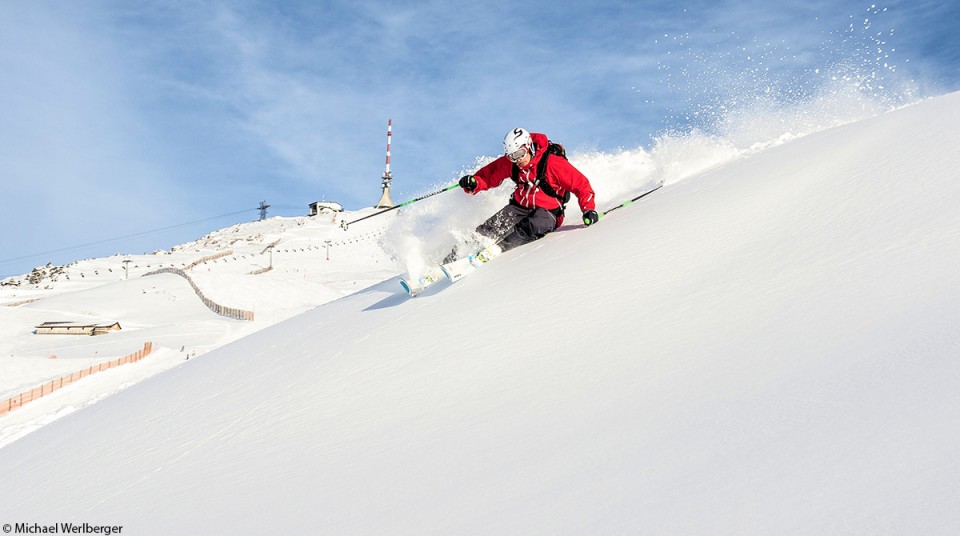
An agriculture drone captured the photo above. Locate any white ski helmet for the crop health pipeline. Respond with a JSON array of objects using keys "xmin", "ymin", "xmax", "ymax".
[{"xmin": 503, "ymin": 127, "xmax": 533, "ymax": 158}]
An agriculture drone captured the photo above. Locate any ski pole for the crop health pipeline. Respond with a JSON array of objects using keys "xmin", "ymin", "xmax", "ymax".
[
  {"xmin": 600, "ymin": 182, "xmax": 664, "ymax": 219},
  {"xmin": 340, "ymin": 183, "xmax": 459, "ymax": 230}
]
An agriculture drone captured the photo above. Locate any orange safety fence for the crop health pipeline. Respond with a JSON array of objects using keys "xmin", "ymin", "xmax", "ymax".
[{"xmin": 0, "ymin": 342, "xmax": 153, "ymax": 417}]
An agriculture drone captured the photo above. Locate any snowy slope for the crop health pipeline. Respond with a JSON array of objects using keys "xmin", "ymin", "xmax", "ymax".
[
  {"xmin": 0, "ymin": 207, "xmax": 402, "ymax": 444},
  {"xmin": 2, "ymin": 92, "xmax": 960, "ymax": 534}
]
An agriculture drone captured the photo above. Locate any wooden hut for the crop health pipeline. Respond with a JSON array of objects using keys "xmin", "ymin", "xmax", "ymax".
[{"xmin": 35, "ymin": 321, "xmax": 121, "ymax": 336}]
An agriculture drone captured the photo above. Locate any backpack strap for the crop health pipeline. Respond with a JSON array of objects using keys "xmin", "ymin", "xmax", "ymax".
[{"xmin": 510, "ymin": 142, "xmax": 571, "ymax": 213}]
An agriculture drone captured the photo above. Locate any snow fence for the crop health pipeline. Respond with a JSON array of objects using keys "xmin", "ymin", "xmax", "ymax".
[
  {"xmin": 144, "ymin": 267, "xmax": 254, "ymax": 321},
  {"xmin": 0, "ymin": 342, "xmax": 153, "ymax": 416}
]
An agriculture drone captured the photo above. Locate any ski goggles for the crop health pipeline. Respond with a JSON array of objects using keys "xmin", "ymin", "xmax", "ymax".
[{"xmin": 507, "ymin": 145, "xmax": 529, "ymax": 162}]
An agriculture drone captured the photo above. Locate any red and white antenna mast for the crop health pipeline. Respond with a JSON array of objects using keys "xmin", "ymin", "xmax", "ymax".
[
  {"xmin": 384, "ymin": 119, "xmax": 393, "ymax": 180},
  {"xmin": 375, "ymin": 119, "xmax": 395, "ymax": 208}
]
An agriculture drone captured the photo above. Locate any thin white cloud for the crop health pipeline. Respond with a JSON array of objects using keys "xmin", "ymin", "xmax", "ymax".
[{"xmin": 0, "ymin": 3, "xmax": 195, "ymax": 273}]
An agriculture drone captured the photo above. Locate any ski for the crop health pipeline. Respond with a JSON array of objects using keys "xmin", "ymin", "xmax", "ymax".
[
  {"xmin": 399, "ymin": 266, "xmax": 446, "ymax": 297},
  {"xmin": 440, "ymin": 244, "xmax": 503, "ymax": 283},
  {"xmin": 400, "ymin": 244, "xmax": 504, "ymax": 297}
]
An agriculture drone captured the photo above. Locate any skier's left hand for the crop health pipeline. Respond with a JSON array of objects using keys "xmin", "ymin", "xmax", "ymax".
[{"xmin": 582, "ymin": 210, "xmax": 599, "ymax": 226}]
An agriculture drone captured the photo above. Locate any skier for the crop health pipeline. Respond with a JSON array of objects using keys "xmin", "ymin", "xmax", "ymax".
[{"xmin": 446, "ymin": 127, "xmax": 599, "ymax": 262}]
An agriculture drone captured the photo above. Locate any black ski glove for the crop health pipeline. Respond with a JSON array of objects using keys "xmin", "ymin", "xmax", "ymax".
[
  {"xmin": 459, "ymin": 175, "xmax": 478, "ymax": 192},
  {"xmin": 582, "ymin": 210, "xmax": 599, "ymax": 226}
]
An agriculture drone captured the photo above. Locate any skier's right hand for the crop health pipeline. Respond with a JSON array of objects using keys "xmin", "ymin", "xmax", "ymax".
[{"xmin": 459, "ymin": 175, "xmax": 478, "ymax": 192}]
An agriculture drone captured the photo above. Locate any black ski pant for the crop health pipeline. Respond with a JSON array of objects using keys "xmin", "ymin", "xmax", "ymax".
[
  {"xmin": 476, "ymin": 202, "xmax": 559, "ymax": 251},
  {"xmin": 445, "ymin": 202, "xmax": 558, "ymax": 262}
]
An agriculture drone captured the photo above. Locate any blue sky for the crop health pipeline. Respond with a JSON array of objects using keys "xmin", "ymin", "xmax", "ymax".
[{"xmin": 2, "ymin": 0, "xmax": 958, "ymax": 277}]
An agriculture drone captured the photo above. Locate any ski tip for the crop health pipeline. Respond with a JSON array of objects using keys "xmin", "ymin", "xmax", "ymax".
[{"xmin": 400, "ymin": 279, "xmax": 427, "ymax": 297}]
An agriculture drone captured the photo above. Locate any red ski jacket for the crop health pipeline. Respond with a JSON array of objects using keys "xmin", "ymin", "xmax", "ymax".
[{"xmin": 469, "ymin": 132, "xmax": 597, "ymax": 221}]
